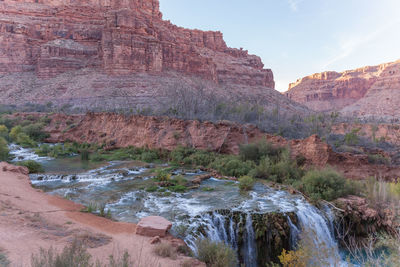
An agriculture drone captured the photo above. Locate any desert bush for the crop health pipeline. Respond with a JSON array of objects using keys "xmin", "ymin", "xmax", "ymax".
[
  {"xmin": 0, "ymin": 249, "xmax": 10, "ymax": 267},
  {"xmin": 153, "ymin": 243, "xmax": 177, "ymax": 259},
  {"xmin": 238, "ymin": 176, "xmax": 255, "ymax": 191},
  {"xmin": 195, "ymin": 239, "xmax": 237, "ymax": 267},
  {"xmin": 298, "ymin": 168, "xmax": 353, "ymax": 201},
  {"xmin": 31, "ymin": 240, "xmax": 92, "ymax": 267},
  {"xmin": 344, "ymin": 128, "xmax": 360, "ymax": 145},
  {"xmin": 363, "ymin": 177, "xmax": 400, "ymax": 210},
  {"xmin": 367, "ymin": 154, "xmax": 390, "ymax": 165},
  {"xmin": 16, "ymin": 160, "xmax": 44, "ymax": 173},
  {"xmin": 0, "ymin": 137, "xmax": 9, "ymax": 161}
]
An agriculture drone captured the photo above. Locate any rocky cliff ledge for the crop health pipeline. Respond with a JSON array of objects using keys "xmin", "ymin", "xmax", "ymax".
[
  {"xmin": 285, "ymin": 60, "xmax": 400, "ymax": 119},
  {"xmin": 0, "ymin": 0, "xmax": 296, "ymax": 112}
]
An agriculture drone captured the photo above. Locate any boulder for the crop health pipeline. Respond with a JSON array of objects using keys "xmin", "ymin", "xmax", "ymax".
[{"xmin": 136, "ymin": 216, "xmax": 172, "ymax": 237}]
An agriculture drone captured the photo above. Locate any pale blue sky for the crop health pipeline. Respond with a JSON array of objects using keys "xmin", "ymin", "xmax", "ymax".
[{"xmin": 160, "ymin": 0, "xmax": 400, "ymax": 91}]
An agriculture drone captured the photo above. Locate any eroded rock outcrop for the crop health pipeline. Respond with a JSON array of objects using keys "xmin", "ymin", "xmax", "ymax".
[
  {"xmin": 0, "ymin": 0, "xmax": 307, "ymax": 113},
  {"xmin": 334, "ymin": 196, "xmax": 398, "ymax": 246},
  {"xmin": 285, "ymin": 60, "xmax": 400, "ymax": 119}
]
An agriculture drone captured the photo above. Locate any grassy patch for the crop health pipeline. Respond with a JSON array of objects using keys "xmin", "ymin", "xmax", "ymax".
[{"xmin": 153, "ymin": 243, "xmax": 177, "ymax": 260}]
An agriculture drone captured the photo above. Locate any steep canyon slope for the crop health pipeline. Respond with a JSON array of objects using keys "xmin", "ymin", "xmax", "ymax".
[
  {"xmin": 285, "ymin": 59, "xmax": 400, "ymax": 119},
  {"xmin": 0, "ymin": 0, "xmax": 306, "ymax": 114}
]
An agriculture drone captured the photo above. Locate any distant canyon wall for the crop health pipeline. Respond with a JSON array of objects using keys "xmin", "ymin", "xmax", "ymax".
[{"xmin": 285, "ymin": 60, "xmax": 400, "ymax": 119}]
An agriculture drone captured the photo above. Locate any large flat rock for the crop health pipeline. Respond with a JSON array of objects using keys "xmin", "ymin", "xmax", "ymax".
[{"xmin": 135, "ymin": 216, "xmax": 172, "ymax": 237}]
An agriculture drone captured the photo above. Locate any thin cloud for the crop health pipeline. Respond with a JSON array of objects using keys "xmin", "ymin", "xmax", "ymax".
[
  {"xmin": 322, "ymin": 18, "xmax": 400, "ymax": 69},
  {"xmin": 287, "ymin": 0, "xmax": 303, "ymax": 12}
]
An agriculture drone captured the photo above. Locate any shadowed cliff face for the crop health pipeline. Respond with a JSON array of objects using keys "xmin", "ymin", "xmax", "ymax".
[
  {"xmin": 12, "ymin": 112, "xmax": 400, "ymax": 180},
  {"xmin": 0, "ymin": 0, "xmax": 304, "ymax": 113},
  {"xmin": 285, "ymin": 60, "xmax": 400, "ymax": 119}
]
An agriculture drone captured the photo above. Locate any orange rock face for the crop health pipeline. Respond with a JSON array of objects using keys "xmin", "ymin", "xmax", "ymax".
[
  {"xmin": 0, "ymin": 0, "xmax": 284, "ymax": 110},
  {"xmin": 285, "ymin": 60, "xmax": 400, "ymax": 119}
]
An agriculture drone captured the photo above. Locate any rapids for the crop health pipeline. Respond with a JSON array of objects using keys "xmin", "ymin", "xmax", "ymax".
[{"xmin": 9, "ymin": 144, "xmax": 348, "ymax": 266}]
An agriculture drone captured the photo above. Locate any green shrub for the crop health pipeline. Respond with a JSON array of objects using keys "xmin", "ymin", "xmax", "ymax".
[
  {"xmin": 0, "ymin": 125, "xmax": 8, "ymax": 140},
  {"xmin": 0, "ymin": 137, "xmax": 9, "ymax": 161},
  {"xmin": 146, "ymin": 185, "xmax": 159, "ymax": 192},
  {"xmin": 80, "ymin": 150, "xmax": 90, "ymax": 161},
  {"xmin": 9, "ymin": 125, "xmax": 22, "ymax": 141},
  {"xmin": 16, "ymin": 160, "xmax": 44, "ymax": 173},
  {"xmin": 298, "ymin": 169, "xmax": 353, "ymax": 201},
  {"xmin": 238, "ymin": 176, "xmax": 255, "ymax": 191},
  {"xmin": 183, "ymin": 150, "xmax": 216, "ymax": 166},
  {"xmin": 240, "ymin": 141, "xmax": 284, "ymax": 163},
  {"xmin": 344, "ymin": 128, "xmax": 360, "ymax": 145},
  {"xmin": 21, "ymin": 123, "xmax": 49, "ymax": 141},
  {"xmin": 169, "ymin": 184, "xmax": 187, "ymax": 193},
  {"xmin": 171, "ymin": 146, "xmax": 196, "ymax": 163},
  {"xmin": 155, "ymin": 170, "xmax": 171, "ymax": 182},
  {"xmin": 140, "ymin": 151, "xmax": 159, "ymax": 162},
  {"xmin": 196, "ymin": 239, "xmax": 237, "ymax": 267},
  {"xmin": 210, "ymin": 156, "xmax": 255, "ymax": 177},
  {"xmin": 253, "ymin": 152, "xmax": 303, "ymax": 184}
]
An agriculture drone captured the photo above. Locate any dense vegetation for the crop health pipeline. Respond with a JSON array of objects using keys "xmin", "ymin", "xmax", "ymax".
[{"xmin": 0, "ymin": 111, "xmax": 356, "ymax": 201}]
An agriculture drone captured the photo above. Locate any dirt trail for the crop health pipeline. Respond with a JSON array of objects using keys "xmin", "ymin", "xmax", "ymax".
[{"xmin": 0, "ymin": 162, "xmax": 201, "ymax": 267}]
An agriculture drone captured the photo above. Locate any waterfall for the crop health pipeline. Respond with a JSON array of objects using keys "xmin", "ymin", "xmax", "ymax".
[
  {"xmin": 186, "ymin": 211, "xmax": 258, "ymax": 267},
  {"xmin": 293, "ymin": 200, "xmax": 347, "ymax": 267},
  {"xmin": 287, "ymin": 216, "xmax": 300, "ymax": 250},
  {"xmin": 185, "ymin": 201, "xmax": 347, "ymax": 267},
  {"xmin": 243, "ymin": 213, "xmax": 257, "ymax": 267}
]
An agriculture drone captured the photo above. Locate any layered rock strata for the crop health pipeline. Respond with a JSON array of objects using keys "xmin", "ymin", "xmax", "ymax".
[
  {"xmin": 0, "ymin": 0, "xmax": 307, "ymax": 113},
  {"xmin": 285, "ymin": 60, "xmax": 400, "ymax": 119}
]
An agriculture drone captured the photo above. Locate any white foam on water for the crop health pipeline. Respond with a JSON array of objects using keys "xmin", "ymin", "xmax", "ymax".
[{"xmin": 9, "ymin": 144, "xmax": 53, "ymax": 162}]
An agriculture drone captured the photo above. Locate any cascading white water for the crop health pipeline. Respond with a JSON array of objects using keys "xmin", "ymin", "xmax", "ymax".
[
  {"xmin": 18, "ymin": 146, "xmax": 348, "ymax": 267},
  {"xmin": 294, "ymin": 199, "xmax": 347, "ymax": 267},
  {"xmin": 243, "ymin": 213, "xmax": 257, "ymax": 267}
]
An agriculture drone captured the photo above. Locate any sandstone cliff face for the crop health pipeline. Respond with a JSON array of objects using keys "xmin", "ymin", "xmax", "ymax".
[
  {"xmin": 12, "ymin": 112, "xmax": 400, "ymax": 180},
  {"xmin": 285, "ymin": 60, "xmax": 400, "ymax": 119},
  {"xmin": 0, "ymin": 0, "xmax": 295, "ymax": 112}
]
